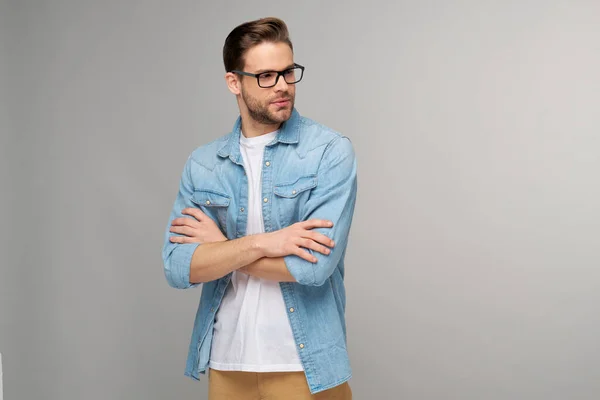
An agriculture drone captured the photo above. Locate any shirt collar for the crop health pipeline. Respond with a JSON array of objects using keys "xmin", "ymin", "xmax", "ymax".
[{"xmin": 217, "ymin": 107, "xmax": 301, "ymax": 161}]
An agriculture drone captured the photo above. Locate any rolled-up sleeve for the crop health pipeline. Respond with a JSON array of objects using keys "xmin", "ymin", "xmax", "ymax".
[
  {"xmin": 284, "ymin": 136, "xmax": 358, "ymax": 286},
  {"xmin": 162, "ymin": 155, "xmax": 201, "ymax": 289}
]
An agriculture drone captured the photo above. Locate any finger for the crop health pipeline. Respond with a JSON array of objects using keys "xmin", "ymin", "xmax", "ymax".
[
  {"xmin": 171, "ymin": 217, "xmax": 190, "ymax": 226},
  {"xmin": 171, "ymin": 217, "xmax": 200, "ymax": 227},
  {"xmin": 298, "ymin": 219, "xmax": 334, "ymax": 229},
  {"xmin": 298, "ymin": 238, "xmax": 331, "ymax": 256},
  {"xmin": 182, "ymin": 207, "xmax": 206, "ymax": 221},
  {"xmin": 293, "ymin": 247, "xmax": 318, "ymax": 263},
  {"xmin": 169, "ymin": 235, "xmax": 199, "ymax": 244},
  {"xmin": 304, "ymin": 231, "xmax": 335, "ymax": 248},
  {"xmin": 169, "ymin": 226, "xmax": 196, "ymax": 237}
]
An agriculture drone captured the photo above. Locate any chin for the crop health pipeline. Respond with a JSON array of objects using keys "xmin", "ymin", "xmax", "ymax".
[
  {"xmin": 278, "ymin": 112, "xmax": 293, "ymax": 123},
  {"xmin": 270, "ymin": 108, "xmax": 292, "ymax": 122}
]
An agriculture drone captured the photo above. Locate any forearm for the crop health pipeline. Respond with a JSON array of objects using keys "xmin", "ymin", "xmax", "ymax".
[
  {"xmin": 240, "ymin": 257, "xmax": 296, "ymax": 282},
  {"xmin": 190, "ymin": 234, "xmax": 265, "ymax": 283}
]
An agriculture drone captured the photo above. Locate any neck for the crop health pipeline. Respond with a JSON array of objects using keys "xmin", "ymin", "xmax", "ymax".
[{"xmin": 240, "ymin": 115, "xmax": 280, "ymax": 138}]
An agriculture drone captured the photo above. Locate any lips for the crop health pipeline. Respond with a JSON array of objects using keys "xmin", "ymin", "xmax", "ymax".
[{"xmin": 271, "ymin": 98, "xmax": 291, "ymax": 106}]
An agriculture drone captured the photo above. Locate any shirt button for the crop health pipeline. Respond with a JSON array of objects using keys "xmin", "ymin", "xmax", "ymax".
[
  {"xmin": 299, "ymin": 344, "xmax": 305, "ymax": 349},
  {"xmin": 240, "ymin": 207, "xmax": 245, "ymax": 212},
  {"xmin": 205, "ymin": 200, "xmax": 211, "ymax": 205},
  {"xmin": 265, "ymin": 161, "xmax": 270, "ymax": 167},
  {"xmin": 289, "ymin": 307, "xmax": 295, "ymax": 313},
  {"xmin": 263, "ymin": 198, "xmax": 268, "ymax": 203},
  {"xmin": 210, "ymin": 307, "xmax": 214, "ymax": 312},
  {"xmin": 292, "ymin": 190, "xmax": 297, "ymax": 195}
]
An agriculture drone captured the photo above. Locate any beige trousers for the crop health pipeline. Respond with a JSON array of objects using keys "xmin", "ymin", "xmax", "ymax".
[{"xmin": 208, "ymin": 369, "xmax": 352, "ymax": 400}]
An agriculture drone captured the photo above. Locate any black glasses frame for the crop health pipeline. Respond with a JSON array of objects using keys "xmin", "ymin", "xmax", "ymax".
[{"xmin": 231, "ymin": 63, "xmax": 305, "ymax": 88}]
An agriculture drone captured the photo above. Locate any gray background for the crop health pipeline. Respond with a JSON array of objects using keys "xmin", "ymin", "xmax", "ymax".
[{"xmin": 1, "ymin": 1, "xmax": 599, "ymax": 399}]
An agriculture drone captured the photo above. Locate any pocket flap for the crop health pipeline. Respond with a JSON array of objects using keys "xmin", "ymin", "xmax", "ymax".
[
  {"xmin": 191, "ymin": 189, "xmax": 231, "ymax": 207},
  {"xmin": 274, "ymin": 175, "xmax": 317, "ymax": 198}
]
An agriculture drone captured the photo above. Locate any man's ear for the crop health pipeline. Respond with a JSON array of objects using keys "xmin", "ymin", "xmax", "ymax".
[{"xmin": 225, "ymin": 72, "xmax": 241, "ymax": 95}]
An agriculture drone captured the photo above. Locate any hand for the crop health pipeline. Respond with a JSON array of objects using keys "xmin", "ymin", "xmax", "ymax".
[
  {"xmin": 257, "ymin": 219, "xmax": 335, "ymax": 263},
  {"xmin": 169, "ymin": 208, "xmax": 227, "ymax": 244}
]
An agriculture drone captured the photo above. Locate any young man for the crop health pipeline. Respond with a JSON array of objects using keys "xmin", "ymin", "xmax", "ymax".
[{"xmin": 162, "ymin": 17, "xmax": 357, "ymax": 399}]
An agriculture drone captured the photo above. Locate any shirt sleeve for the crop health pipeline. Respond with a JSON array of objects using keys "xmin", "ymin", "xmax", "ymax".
[
  {"xmin": 284, "ymin": 136, "xmax": 358, "ymax": 286},
  {"xmin": 162, "ymin": 154, "xmax": 201, "ymax": 289}
]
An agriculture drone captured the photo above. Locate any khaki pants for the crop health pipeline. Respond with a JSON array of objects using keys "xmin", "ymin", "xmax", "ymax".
[{"xmin": 208, "ymin": 369, "xmax": 352, "ymax": 400}]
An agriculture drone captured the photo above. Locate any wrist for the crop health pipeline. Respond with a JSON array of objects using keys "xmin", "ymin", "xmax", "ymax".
[{"xmin": 250, "ymin": 233, "xmax": 269, "ymax": 258}]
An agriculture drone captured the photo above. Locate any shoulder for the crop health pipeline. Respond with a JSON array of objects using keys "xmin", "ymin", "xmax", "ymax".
[{"xmin": 297, "ymin": 115, "xmax": 355, "ymax": 160}]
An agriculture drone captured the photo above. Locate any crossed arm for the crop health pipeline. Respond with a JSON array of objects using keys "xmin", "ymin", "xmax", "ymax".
[{"xmin": 168, "ymin": 208, "xmax": 335, "ymax": 283}]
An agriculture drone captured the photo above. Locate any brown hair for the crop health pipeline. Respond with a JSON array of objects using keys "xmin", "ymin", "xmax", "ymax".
[{"xmin": 223, "ymin": 17, "xmax": 293, "ymax": 72}]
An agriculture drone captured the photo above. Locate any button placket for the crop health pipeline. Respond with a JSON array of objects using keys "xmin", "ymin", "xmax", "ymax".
[
  {"xmin": 261, "ymin": 146, "xmax": 276, "ymax": 232},
  {"xmin": 236, "ymin": 163, "xmax": 248, "ymax": 241}
]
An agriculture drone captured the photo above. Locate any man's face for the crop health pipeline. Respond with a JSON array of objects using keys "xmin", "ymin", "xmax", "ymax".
[{"xmin": 238, "ymin": 42, "xmax": 296, "ymax": 125}]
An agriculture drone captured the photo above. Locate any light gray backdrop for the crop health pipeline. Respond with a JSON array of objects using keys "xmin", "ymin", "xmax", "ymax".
[{"xmin": 1, "ymin": 1, "xmax": 599, "ymax": 399}]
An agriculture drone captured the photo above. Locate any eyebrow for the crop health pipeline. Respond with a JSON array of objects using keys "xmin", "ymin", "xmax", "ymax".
[{"xmin": 253, "ymin": 64, "xmax": 296, "ymax": 74}]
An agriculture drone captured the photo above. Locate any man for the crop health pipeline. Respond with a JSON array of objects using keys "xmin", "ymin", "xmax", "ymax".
[{"xmin": 162, "ymin": 17, "xmax": 357, "ymax": 399}]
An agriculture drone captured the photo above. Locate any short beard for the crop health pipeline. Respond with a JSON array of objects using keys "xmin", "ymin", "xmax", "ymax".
[{"xmin": 241, "ymin": 87, "xmax": 294, "ymax": 125}]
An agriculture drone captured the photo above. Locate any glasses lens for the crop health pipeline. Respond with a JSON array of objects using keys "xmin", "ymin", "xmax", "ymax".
[
  {"xmin": 284, "ymin": 67, "xmax": 303, "ymax": 84},
  {"xmin": 258, "ymin": 72, "xmax": 277, "ymax": 87},
  {"xmin": 257, "ymin": 67, "xmax": 303, "ymax": 87}
]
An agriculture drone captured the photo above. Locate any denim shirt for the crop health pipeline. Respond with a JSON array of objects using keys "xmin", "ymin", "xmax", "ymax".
[{"xmin": 162, "ymin": 108, "xmax": 358, "ymax": 394}]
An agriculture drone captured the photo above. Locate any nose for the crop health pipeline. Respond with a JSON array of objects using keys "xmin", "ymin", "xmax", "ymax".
[{"xmin": 274, "ymin": 75, "xmax": 289, "ymax": 91}]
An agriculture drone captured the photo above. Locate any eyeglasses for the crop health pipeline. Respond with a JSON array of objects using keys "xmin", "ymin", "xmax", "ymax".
[{"xmin": 231, "ymin": 63, "xmax": 305, "ymax": 88}]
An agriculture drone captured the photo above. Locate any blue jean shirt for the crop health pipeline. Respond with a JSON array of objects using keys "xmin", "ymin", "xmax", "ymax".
[{"xmin": 162, "ymin": 108, "xmax": 358, "ymax": 394}]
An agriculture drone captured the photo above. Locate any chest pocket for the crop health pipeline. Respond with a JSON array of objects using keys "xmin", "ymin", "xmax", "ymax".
[
  {"xmin": 273, "ymin": 174, "xmax": 317, "ymax": 227},
  {"xmin": 190, "ymin": 189, "xmax": 231, "ymax": 235}
]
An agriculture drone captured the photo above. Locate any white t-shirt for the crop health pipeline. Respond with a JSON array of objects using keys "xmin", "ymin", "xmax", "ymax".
[{"xmin": 209, "ymin": 129, "xmax": 303, "ymax": 372}]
